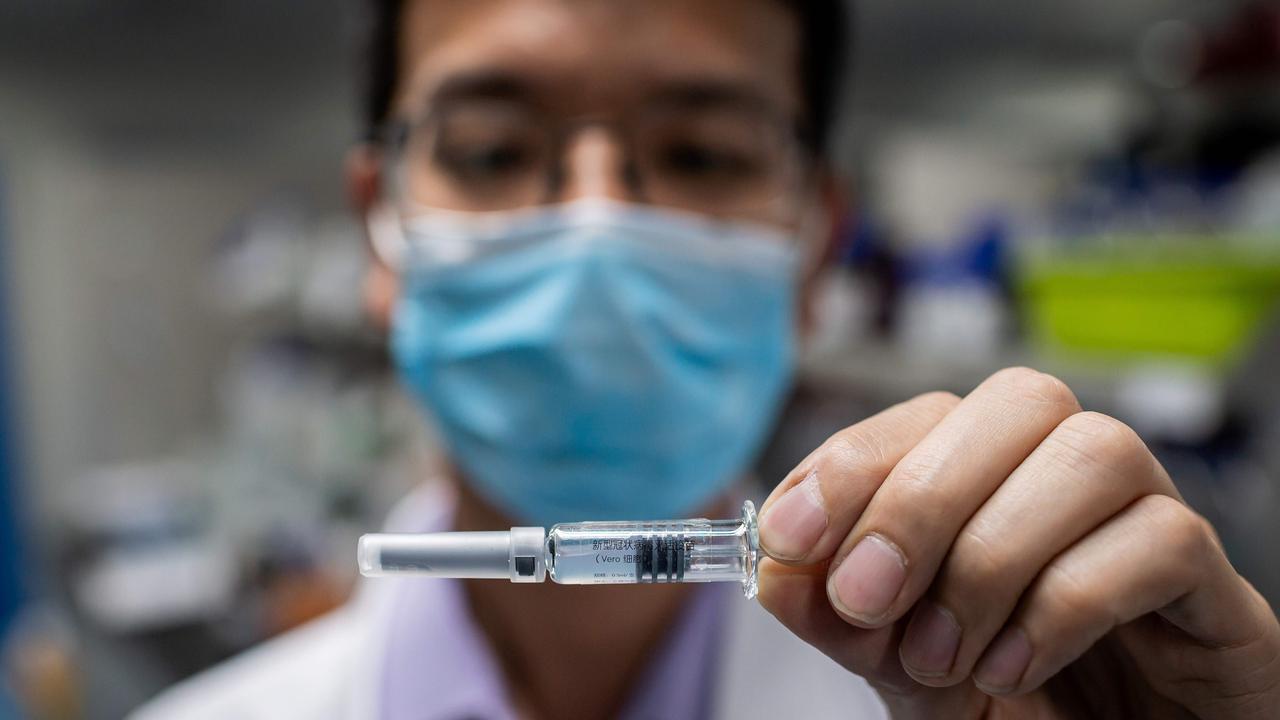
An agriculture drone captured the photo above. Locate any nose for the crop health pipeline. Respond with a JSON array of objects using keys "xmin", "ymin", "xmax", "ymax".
[{"xmin": 554, "ymin": 127, "xmax": 637, "ymax": 204}]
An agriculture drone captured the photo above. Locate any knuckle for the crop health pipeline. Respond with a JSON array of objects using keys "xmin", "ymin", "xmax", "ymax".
[
  {"xmin": 1037, "ymin": 562, "xmax": 1107, "ymax": 626},
  {"xmin": 828, "ymin": 392, "xmax": 960, "ymax": 465},
  {"xmin": 910, "ymin": 390, "xmax": 962, "ymax": 412},
  {"xmin": 990, "ymin": 367, "xmax": 1078, "ymax": 410},
  {"xmin": 826, "ymin": 424, "xmax": 893, "ymax": 473},
  {"xmin": 880, "ymin": 453, "xmax": 952, "ymax": 530},
  {"xmin": 1055, "ymin": 412, "xmax": 1149, "ymax": 470},
  {"xmin": 1136, "ymin": 494, "xmax": 1210, "ymax": 560},
  {"xmin": 943, "ymin": 525, "xmax": 1012, "ymax": 598},
  {"xmin": 888, "ymin": 450, "xmax": 949, "ymax": 497}
]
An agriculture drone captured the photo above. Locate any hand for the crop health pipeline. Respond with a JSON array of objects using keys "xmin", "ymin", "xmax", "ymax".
[{"xmin": 757, "ymin": 368, "xmax": 1280, "ymax": 719}]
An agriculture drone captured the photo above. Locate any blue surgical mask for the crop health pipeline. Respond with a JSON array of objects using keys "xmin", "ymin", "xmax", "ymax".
[{"xmin": 385, "ymin": 200, "xmax": 801, "ymax": 527}]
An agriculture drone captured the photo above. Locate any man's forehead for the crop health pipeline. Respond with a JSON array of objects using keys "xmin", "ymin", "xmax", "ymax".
[{"xmin": 392, "ymin": 0, "xmax": 801, "ymax": 121}]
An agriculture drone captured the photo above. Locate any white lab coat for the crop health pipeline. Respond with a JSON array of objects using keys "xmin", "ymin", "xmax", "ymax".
[{"xmin": 131, "ymin": 484, "xmax": 889, "ymax": 720}]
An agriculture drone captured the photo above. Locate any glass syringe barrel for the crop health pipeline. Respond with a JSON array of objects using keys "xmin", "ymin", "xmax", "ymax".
[{"xmin": 357, "ymin": 501, "xmax": 761, "ymax": 598}]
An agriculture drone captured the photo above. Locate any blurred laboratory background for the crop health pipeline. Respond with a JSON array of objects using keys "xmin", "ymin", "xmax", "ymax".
[{"xmin": 1, "ymin": 1, "xmax": 1278, "ymax": 717}]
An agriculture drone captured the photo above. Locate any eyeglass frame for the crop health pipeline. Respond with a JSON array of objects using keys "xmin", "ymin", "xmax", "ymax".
[{"xmin": 370, "ymin": 94, "xmax": 818, "ymax": 221}]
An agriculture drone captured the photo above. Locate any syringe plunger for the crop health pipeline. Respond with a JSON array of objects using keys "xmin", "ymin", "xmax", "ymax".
[{"xmin": 358, "ymin": 527, "xmax": 546, "ymax": 582}]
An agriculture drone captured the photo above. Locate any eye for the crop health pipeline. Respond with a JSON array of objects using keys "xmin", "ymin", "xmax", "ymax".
[
  {"xmin": 436, "ymin": 139, "xmax": 540, "ymax": 181},
  {"xmin": 657, "ymin": 141, "xmax": 763, "ymax": 180}
]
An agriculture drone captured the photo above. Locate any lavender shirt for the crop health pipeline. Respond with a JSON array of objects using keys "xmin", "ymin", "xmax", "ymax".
[{"xmin": 379, "ymin": 516, "xmax": 730, "ymax": 720}]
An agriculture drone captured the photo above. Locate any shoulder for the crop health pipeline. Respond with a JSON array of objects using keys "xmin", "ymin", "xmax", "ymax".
[
  {"xmin": 717, "ymin": 598, "xmax": 890, "ymax": 720},
  {"xmin": 128, "ymin": 606, "xmax": 360, "ymax": 720}
]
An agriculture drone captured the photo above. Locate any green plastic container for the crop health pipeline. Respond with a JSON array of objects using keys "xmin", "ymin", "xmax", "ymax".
[{"xmin": 1019, "ymin": 238, "xmax": 1280, "ymax": 363}]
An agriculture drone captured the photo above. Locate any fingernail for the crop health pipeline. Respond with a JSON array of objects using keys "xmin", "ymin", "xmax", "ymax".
[
  {"xmin": 828, "ymin": 533, "xmax": 907, "ymax": 623},
  {"xmin": 900, "ymin": 600, "xmax": 961, "ymax": 678},
  {"xmin": 760, "ymin": 471, "xmax": 827, "ymax": 560},
  {"xmin": 974, "ymin": 627, "xmax": 1032, "ymax": 694}
]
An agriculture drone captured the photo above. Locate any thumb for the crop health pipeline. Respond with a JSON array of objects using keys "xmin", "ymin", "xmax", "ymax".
[
  {"xmin": 758, "ymin": 558, "xmax": 977, "ymax": 715},
  {"xmin": 757, "ymin": 557, "xmax": 908, "ymax": 689}
]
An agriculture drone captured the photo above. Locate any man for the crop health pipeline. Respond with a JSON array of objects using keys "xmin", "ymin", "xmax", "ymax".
[{"xmin": 136, "ymin": 1, "xmax": 1280, "ymax": 718}]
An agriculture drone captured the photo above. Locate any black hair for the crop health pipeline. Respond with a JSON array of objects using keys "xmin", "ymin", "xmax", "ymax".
[{"xmin": 359, "ymin": 0, "xmax": 850, "ymax": 156}]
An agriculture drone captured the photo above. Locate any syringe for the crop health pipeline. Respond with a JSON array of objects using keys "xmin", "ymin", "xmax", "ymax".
[{"xmin": 358, "ymin": 501, "xmax": 761, "ymax": 598}]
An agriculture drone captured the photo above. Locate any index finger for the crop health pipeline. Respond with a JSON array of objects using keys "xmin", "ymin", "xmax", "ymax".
[{"xmin": 758, "ymin": 391, "xmax": 960, "ymax": 564}]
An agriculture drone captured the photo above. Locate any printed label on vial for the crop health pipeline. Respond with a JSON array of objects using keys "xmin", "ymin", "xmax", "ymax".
[
  {"xmin": 553, "ymin": 536, "xmax": 646, "ymax": 582},
  {"xmin": 551, "ymin": 533, "xmax": 687, "ymax": 584}
]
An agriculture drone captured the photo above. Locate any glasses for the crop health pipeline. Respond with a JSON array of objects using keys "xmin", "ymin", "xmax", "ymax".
[{"xmin": 381, "ymin": 100, "xmax": 808, "ymax": 218}]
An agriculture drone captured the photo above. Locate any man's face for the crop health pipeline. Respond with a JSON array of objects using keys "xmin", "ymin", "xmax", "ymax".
[
  {"xmin": 358, "ymin": 0, "xmax": 830, "ymax": 326},
  {"xmin": 406, "ymin": 0, "xmax": 808, "ymax": 215}
]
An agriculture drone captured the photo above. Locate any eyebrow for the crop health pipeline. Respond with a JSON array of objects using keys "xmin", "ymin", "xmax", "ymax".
[
  {"xmin": 647, "ymin": 79, "xmax": 789, "ymax": 120},
  {"xmin": 415, "ymin": 69, "xmax": 791, "ymax": 121},
  {"xmin": 425, "ymin": 71, "xmax": 536, "ymax": 110}
]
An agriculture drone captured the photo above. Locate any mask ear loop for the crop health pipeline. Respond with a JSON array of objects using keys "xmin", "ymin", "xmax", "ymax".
[
  {"xmin": 766, "ymin": 146, "xmax": 830, "ymax": 282},
  {"xmin": 367, "ymin": 202, "xmax": 409, "ymax": 271},
  {"xmin": 794, "ymin": 201, "xmax": 833, "ymax": 281},
  {"xmin": 367, "ymin": 139, "xmax": 416, "ymax": 271}
]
